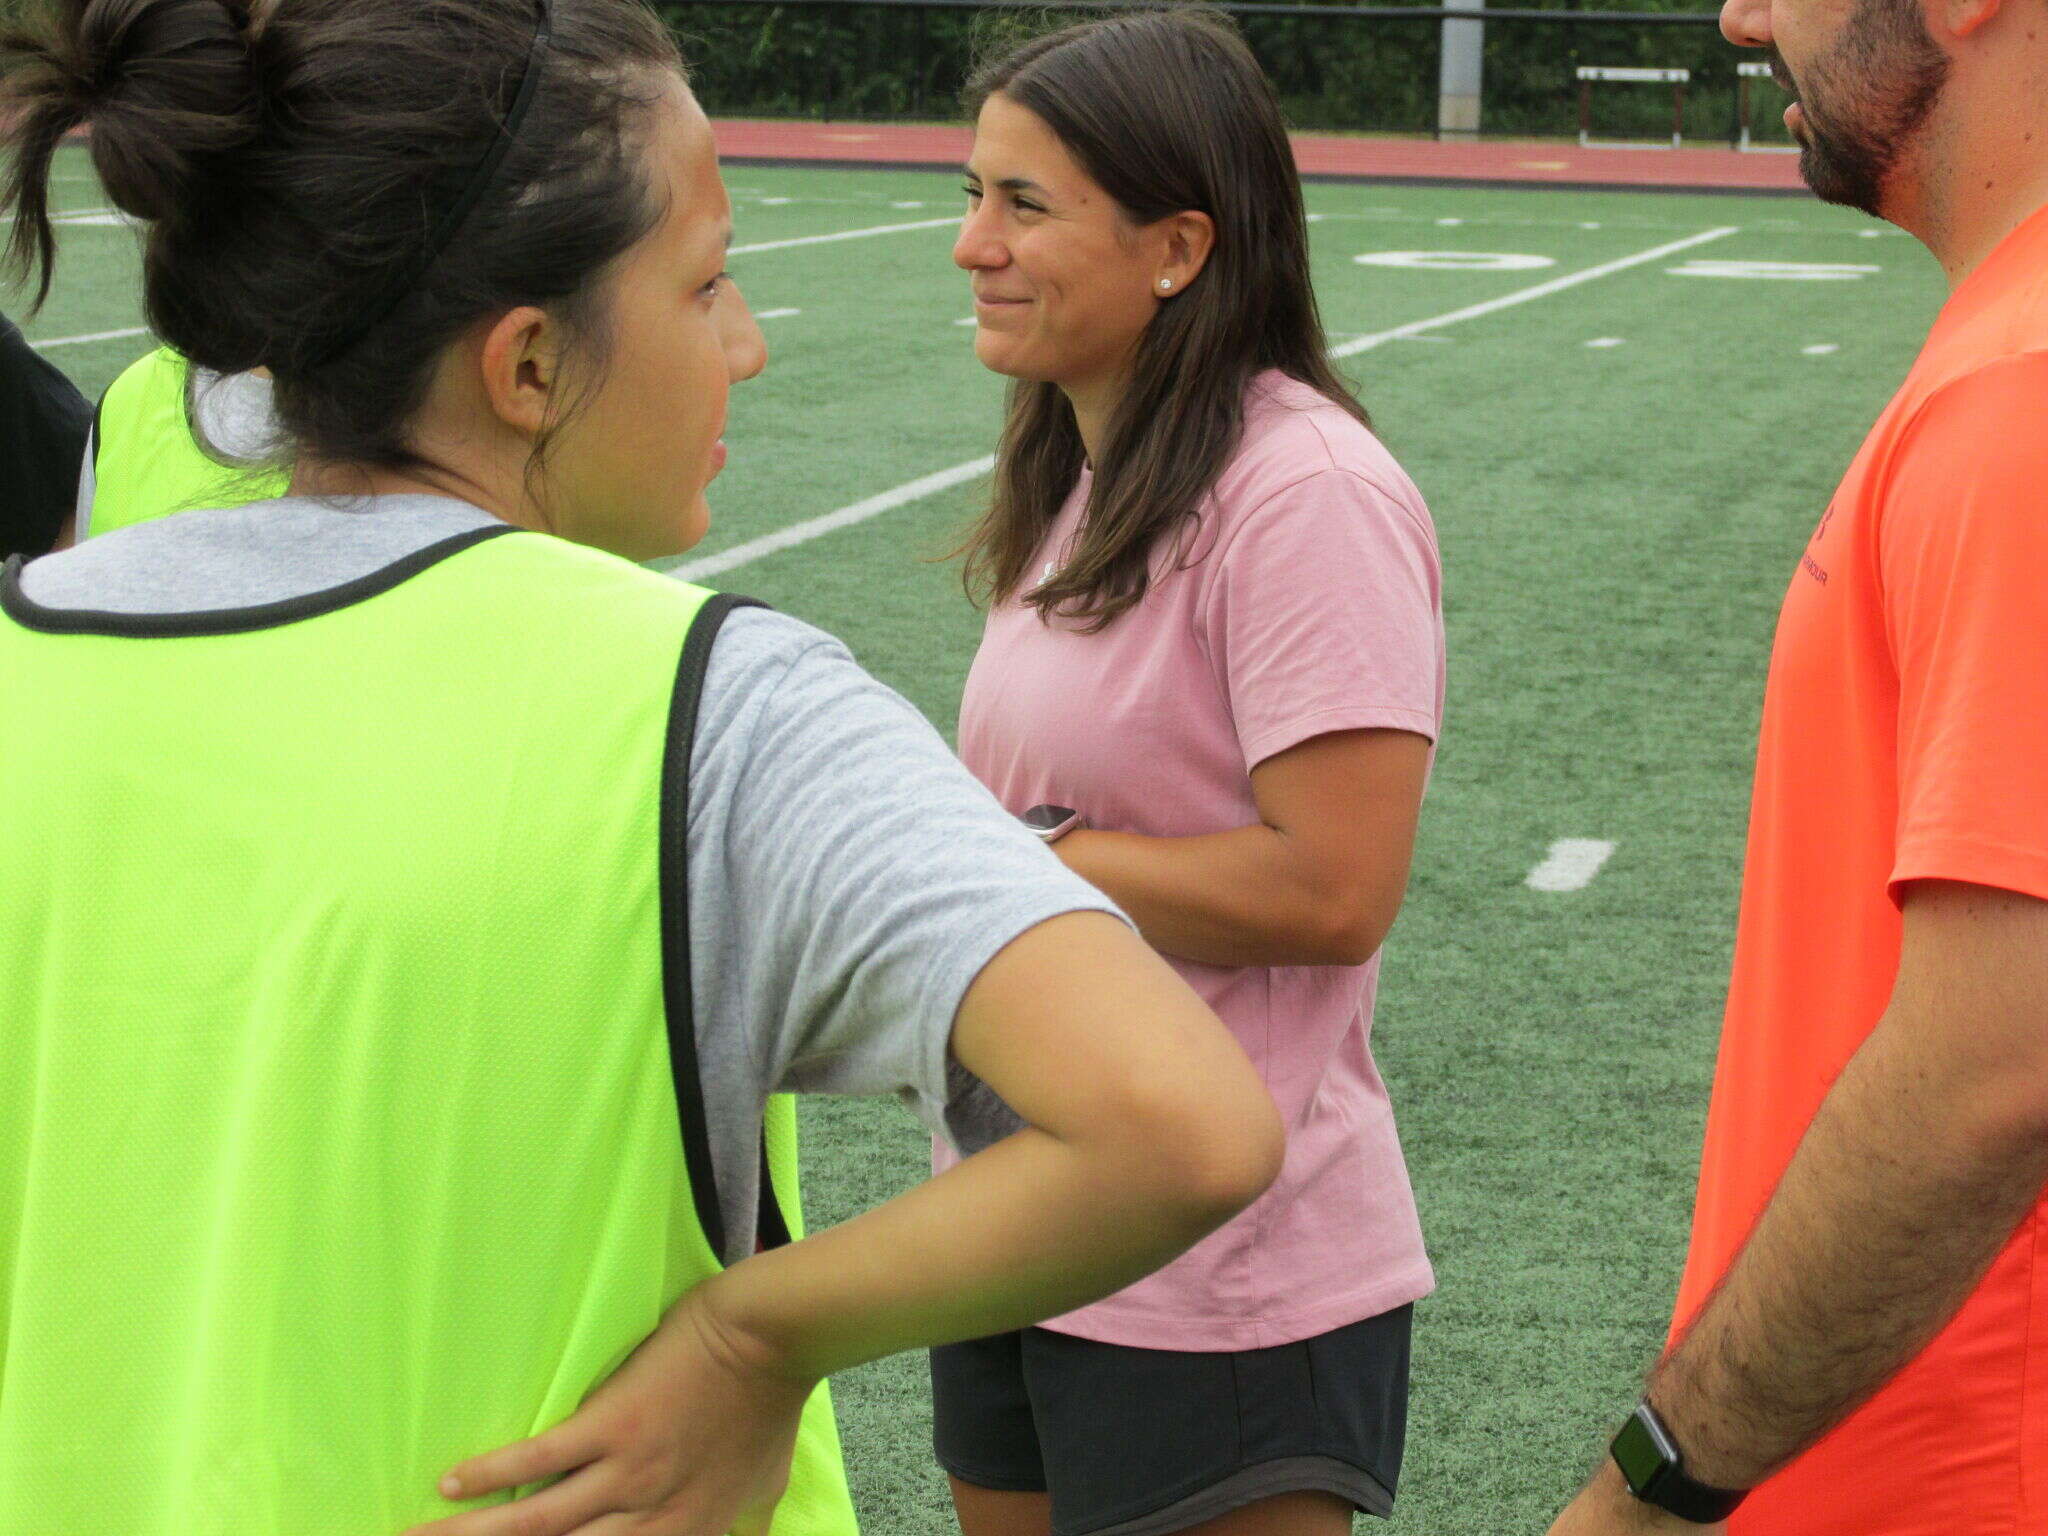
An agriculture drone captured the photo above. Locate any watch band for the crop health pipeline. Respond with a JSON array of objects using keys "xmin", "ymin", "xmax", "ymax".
[{"xmin": 1609, "ymin": 1400, "xmax": 1749, "ymax": 1525}]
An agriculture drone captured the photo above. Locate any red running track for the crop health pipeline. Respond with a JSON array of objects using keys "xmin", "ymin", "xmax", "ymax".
[{"xmin": 713, "ymin": 116, "xmax": 1811, "ymax": 197}]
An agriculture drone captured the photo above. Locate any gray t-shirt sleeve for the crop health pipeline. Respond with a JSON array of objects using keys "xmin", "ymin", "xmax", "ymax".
[{"xmin": 687, "ymin": 606, "xmax": 1123, "ymax": 1259}]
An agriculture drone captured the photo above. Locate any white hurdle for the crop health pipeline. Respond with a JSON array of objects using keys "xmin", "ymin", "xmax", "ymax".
[
  {"xmin": 1575, "ymin": 66, "xmax": 1690, "ymax": 150},
  {"xmin": 1736, "ymin": 60, "xmax": 1799, "ymax": 153}
]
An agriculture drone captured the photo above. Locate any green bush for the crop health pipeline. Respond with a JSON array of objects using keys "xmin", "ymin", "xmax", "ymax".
[{"xmin": 659, "ymin": 1, "xmax": 1789, "ymax": 143}]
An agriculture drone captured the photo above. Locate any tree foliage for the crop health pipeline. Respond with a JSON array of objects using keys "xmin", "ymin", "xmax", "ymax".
[{"xmin": 656, "ymin": 1, "xmax": 1788, "ymax": 143}]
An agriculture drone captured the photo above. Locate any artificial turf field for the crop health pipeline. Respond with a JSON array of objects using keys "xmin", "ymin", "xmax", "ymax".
[{"xmin": 23, "ymin": 141, "xmax": 1952, "ymax": 1532}]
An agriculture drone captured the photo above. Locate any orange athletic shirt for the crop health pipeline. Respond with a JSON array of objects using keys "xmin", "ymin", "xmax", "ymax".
[{"xmin": 1674, "ymin": 201, "xmax": 2048, "ymax": 1536}]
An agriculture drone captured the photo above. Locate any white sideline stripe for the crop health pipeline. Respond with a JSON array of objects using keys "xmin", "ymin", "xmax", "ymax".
[
  {"xmin": 1527, "ymin": 839, "xmax": 1617, "ymax": 892},
  {"xmin": 671, "ymin": 455, "xmax": 997, "ymax": 581},
  {"xmin": 755, "ymin": 308, "xmax": 801, "ymax": 320},
  {"xmin": 730, "ymin": 216, "xmax": 956, "ymax": 257},
  {"xmin": 1332, "ymin": 226, "xmax": 1739, "ymax": 358},
  {"xmin": 31, "ymin": 326, "xmax": 148, "ymax": 350}
]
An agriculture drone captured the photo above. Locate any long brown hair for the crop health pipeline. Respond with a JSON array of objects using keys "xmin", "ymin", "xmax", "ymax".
[{"xmin": 960, "ymin": 7, "xmax": 1367, "ymax": 631}]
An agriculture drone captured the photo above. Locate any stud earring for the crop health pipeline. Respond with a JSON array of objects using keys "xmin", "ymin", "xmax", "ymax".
[{"xmin": 1159, "ymin": 278, "xmax": 1173, "ymax": 291}]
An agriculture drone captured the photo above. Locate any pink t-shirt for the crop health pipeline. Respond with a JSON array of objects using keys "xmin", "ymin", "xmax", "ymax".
[{"xmin": 945, "ymin": 370, "xmax": 1444, "ymax": 1352}]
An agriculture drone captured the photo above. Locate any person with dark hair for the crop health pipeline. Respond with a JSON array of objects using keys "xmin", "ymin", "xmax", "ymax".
[
  {"xmin": 932, "ymin": 11, "xmax": 1445, "ymax": 1536},
  {"xmin": 0, "ymin": 4, "xmax": 1287, "ymax": 1534},
  {"xmin": 0, "ymin": 308, "xmax": 91, "ymax": 555}
]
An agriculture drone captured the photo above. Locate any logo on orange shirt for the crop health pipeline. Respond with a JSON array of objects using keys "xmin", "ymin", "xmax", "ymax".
[{"xmin": 1802, "ymin": 502, "xmax": 1838, "ymax": 584}]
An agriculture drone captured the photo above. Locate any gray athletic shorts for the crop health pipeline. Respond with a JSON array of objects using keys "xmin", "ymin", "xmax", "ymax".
[{"xmin": 930, "ymin": 1304, "xmax": 1412, "ymax": 1536}]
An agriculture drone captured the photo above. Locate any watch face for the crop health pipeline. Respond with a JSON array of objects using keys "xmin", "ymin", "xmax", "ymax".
[
  {"xmin": 1021, "ymin": 805, "xmax": 1077, "ymax": 835},
  {"xmin": 1611, "ymin": 1409, "xmax": 1674, "ymax": 1496}
]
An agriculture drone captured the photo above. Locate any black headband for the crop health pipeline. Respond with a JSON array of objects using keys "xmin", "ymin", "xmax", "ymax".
[{"xmin": 302, "ymin": 0, "xmax": 555, "ymax": 370}]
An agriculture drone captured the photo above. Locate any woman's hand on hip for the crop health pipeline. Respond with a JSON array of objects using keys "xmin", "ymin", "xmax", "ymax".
[{"xmin": 402, "ymin": 1279, "xmax": 816, "ymax": 1536}]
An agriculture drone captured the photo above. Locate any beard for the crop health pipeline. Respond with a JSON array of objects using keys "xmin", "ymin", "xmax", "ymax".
[{"xmin": 1776, "ymin": 0, "xmax": 1949, "ymax": 216}]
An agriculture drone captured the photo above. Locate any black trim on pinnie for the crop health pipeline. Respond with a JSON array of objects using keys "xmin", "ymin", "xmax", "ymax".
[
  {"xmin": 0, "ymin": 525, "xmax": 516, "ymax": 637},
  {"xmin": 89, "ymin": 382, "xmax": 110, "ymax": 478},
  {"xmin": 757, "ymin": 1136, "xmax": 794, "ymax": 1251},
  {"xmin": 660, "ymin": 591, "xmax": 798, "ymax": 1265}
]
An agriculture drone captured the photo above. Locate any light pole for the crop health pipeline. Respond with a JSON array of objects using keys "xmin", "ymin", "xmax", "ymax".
[{"xmin": 1438, "ymin": 0, "xmax": 1485, "ymax": 139}]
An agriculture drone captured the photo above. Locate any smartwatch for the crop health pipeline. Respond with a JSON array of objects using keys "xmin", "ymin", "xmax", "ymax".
[
  {"xmin": 1609, "ymin": 1399, "xmax": 1748, "ymax": 1525},
  {"xmin": 1021, "ymin": 804, "xmax": 1082, "ymax": 843}
]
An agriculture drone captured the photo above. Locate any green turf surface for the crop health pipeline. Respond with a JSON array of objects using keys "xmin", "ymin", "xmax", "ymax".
[{"xmin": 23, "ymin": 142, "xmax": 1950, "ymax": 1532}]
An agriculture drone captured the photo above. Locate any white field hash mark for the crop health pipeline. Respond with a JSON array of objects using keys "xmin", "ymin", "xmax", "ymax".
[{"xmin": 1526, "ymin": 839, "xmax": 1617, "ymax": 892}]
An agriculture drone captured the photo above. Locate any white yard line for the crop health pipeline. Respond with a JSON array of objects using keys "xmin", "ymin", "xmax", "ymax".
[
  {"xmin": 31, "ymin": 325, "xmax": 148, "ymax": 350},
  {"xmin": 672, "ymin": 227, "xmax": 1743, "ymax": 582},
  {"xmin": 670, "ymin": 456, "xmax": 997, "ymax": 582},
  {"xmin": 1526, "ymin": 839, "xmax": 1617, "ymax": 892},
  {"xmin": 1332, "ymin": 226, "xmax": 1740, "ymax": 358},
  {"xmin": 23, "ymin": 218, "xmax": 943, "ymax": 355},
  {"xmin": 730, "ymin": 216, "xmax": 956, "ymax": 257},
  {"xmin": 3, "ymin": 205, "xmax": 114, "ymax": 225}
]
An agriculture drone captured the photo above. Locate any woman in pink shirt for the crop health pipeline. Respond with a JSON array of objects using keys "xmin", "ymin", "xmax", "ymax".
[{"xmin": 937, "ymin": 11, "xmax": 1445, "ymax": 1536}]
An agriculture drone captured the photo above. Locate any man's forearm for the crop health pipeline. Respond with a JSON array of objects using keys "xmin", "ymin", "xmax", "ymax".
[{"xmin": 1648, "ymin": 1006, "xmax": 2048, "ymax": 1489}]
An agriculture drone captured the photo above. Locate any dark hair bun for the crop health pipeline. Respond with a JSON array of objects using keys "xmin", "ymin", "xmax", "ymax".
[
  {"xmin": 75, "ymin": 0, "xmax": 260, "ymax": 223},
  {"xmin": 1, "ymin": 0, "xmax": 258, "ymax": 305}
]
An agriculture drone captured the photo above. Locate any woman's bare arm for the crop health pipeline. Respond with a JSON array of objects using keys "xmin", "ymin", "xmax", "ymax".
[{"xmin": 1058, "ymin": 728, "xmax": 1433, "ymax": 967}]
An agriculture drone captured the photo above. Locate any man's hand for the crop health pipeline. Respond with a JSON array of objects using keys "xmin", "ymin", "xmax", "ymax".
[
  {"xmin": 401, "ymin": 1280, "xmax": 815, "ymax": 1536},
  {"xmin": 1546, "ymin": 1461, "xmax": 1727, "ymax": 1536}
]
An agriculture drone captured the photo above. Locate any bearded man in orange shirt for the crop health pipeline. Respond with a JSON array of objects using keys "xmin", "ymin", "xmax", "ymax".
[{"xmin": 1547, "ymin": 0, "xmax": 2048, "ymax": 1531}]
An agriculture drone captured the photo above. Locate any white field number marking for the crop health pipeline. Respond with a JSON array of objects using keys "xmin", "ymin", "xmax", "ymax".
[
  {"xmin": 1668, "ymin": 259, "xmax": 1879, "ymax": 280},
  {"xmin": 1527, "ymin": 839, "xmax": 1617, "ymax": 892},
  {"xmin": 1355, "ymin": 250, "xmax": 1557, "ymax": 272}
]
